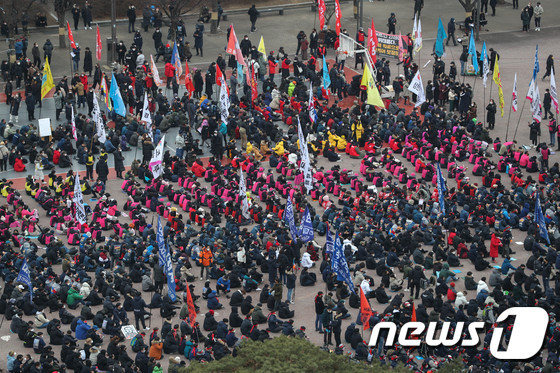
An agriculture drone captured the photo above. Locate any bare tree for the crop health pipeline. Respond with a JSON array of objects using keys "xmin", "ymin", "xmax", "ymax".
[
  {"xmin": 0, "ymin": 0, "xmax": 37, "ymax": 37},
  {"xmin": 457, "ymin": 0, "xmax": 476, "ymax": 12},
  {"xmin": 54, "ymin": 0, "xmax": 72, "ymax": 48},
  {"xmin": 154, "ymin": 0, "xmax": 204, "ymax": 40}
]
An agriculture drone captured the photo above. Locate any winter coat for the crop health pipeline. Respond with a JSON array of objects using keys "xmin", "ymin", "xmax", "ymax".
[{"xmin": 83, "ymin": 50, "xmax": 93, "ymax": 72}]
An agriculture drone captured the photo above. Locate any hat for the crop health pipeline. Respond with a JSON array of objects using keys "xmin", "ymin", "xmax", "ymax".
[
  {"xmin": 18, "ymin": 285, "xmax": 24, "ymax": 290},
  {"xmin": 450, "ymin": 282, "xmax": 455, "ymax": 287},
  {"xmin": 208, "ymin": 310, "xmax": 214, "ymax": 315}
]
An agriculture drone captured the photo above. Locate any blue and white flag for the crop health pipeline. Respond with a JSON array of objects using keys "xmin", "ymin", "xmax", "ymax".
[
  {"xmin": 331, "ymin": 233, "xmax": 355, "ymax": 294},
  {"xmin": 468, "ymin": 31, "xmax": 479, "ymax": 74},
  {"xmin": 533, "ymin": 45, "xmax": 540, "ymax": 81},
  {"xmin": 308, "ymin": 83, "xmax": 317, "ymax": 123},
  {"xmin": 157, "ymin": 216, "xmax": 176, "ymax": 301},
  {"xmin": 16, "ymin": 259, "xmax": 33, "ymax": 300},
  {"xmin": 322, "ymin": 56, "xmax": 331, "ymax": 89},
  {"xmin": 436, "ymin": 163, "xmax": 446, "ymax": 216},
  {"xmin": 109, "ymin": 73, "xmax": 126, "ymax": 117},
  {"xmin": 481, "ymin": 41, "xmax": 490, "ymax": 87},
  {"xmin": 283, "ymin": 196, "xmax": 299, "ymax": 241},
  {"xmin": 170, "ymin": 42, "xmax": 183, "ymax": 83},
  {"xmin": 535, "ymin": 193, "xmax": 550, "ymax": 244},
  {"xmin": 298, "ymin": 206, "xmax": 314, "ymax": 243},
  {"xmin": 297, "ymin": 117, "xmax": 313, "ymax": 193},
  {"xmin": 237, "ymin": 62, "xmax": 244, "ymax": 82}
]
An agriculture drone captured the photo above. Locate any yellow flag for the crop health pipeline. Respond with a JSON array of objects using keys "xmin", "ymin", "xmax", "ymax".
[
  {"xmin": 41, "ymin": 57, "xmax": 55, "ymax": 100},
  {"xmin": 493, "ymin": 56, "xmax": 505, "ymax": 117},
  {"xmin": 362, "ymin": 64, "xmax": 385, "ymax": 108},
  {"xmin": 258, "ymin": 36, "xmax": 266, "ymax": 56},
  {"xmin": 361, "ymin": 64, "xmax": 370, "ymax": 87}
]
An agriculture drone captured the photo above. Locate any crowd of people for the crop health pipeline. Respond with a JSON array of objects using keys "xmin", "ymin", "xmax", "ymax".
[{"xmin": 0, "ymin": 1, "xmax": 557, "ymax": 372}]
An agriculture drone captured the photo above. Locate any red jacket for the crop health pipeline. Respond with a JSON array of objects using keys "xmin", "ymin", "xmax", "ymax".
[
  {"xmin": 490, "ymin": 234, "xmax": 501, "ymax": 258},
  {"xmin": 164, "ymin": 63, "xmax": 175, "ymax": 78}
]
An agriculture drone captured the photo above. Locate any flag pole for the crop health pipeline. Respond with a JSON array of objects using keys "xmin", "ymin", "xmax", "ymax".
[
  {"xmin": 505, "ymin": 98, "xmax": 514, "ymax": 141},
  {"xmin": 512, "ymin": 99, "xmax": 528, "ymax": 141}
]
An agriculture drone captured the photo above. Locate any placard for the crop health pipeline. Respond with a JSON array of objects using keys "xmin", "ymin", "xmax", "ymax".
[
  {"xmin": 121, "ymin": 325, "xmax": 138, "ymax": 339},
  {"xmin": 38, "ymin": 118, "xmax": 52, "ymax": 137},
  {"xmin": 375, "ymin": 32, "xmax": 409, "ymax": 59}
]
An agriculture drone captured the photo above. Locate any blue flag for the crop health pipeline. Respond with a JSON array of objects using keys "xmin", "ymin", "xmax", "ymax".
[
  {"xmin": 109, "ymin": 73, "xmax": 126, "ymax": 117},
  {"xmin": 331, "ymin": 233, "xmax": 356, "ymax": 294},
  {"xmin": 533, "ymin": 45, "xmax": 540, "ymax": 81},
  {"xmin": 283, "ymin": 196, "xmax": 299, "ymax": 241},
  {"xmin": 170, "ymin": 43, "xmax": 182, "ymax": 83},
  {"xmin": 434, "ymin": 18, "xmax": 447, "ymax": 57},
  {"xmin": 535, "ymin": 193, "xmax": 550, "ymax": 244},
  {"xmin": 468, "ymin": 32, "xmax": 479, "ymax": 74},
  {"xmin": 322, "ymin": 57, "xmax": 331, "ymax": 89},
  {"xmin": 298, "ymin": 206, "xmax": 314, "ymax": 243},
  {"xmin": 16, "ymin": 259, "xmax": 33, "ymax": 300},
  {"xmin": 157, "ymin": 216, "xmax": 176, "ymax": 301},
  {"xmin": 436, "ymin": 163, "xmax": 446, "ymax": 216},
  {"xmin": 325, "ymin": 227, "xmax": 334, "ymax": 256}
]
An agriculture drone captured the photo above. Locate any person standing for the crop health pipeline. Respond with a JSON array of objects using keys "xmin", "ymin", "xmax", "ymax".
[
  {"xmin": 271, "ymin": 279, "xmax": 283, "ymax": 311},
  {"xmin": 31, "ymin": 43, "xmax": 40, "ymax": 67},
  {"xmin": 309, "ymin": 29, "xmax": 318, "ymax": 56},
  {"xmin": 295, "ymin": 31, "xmax": 306, "ymax": 56},
  {"xmin": 543, "ymin": 89, "xmax": 552, "ymax": 119},
  {"xmin": 486, "ymin": 99, "xmax": 497, "ymax": 130},
  {"xmin": 490, "ymin": 0, "xmax": 497, "ymax": 16},
  {"xmin": 113, "ymin": 146, "xmax": 125, "ymax": 178},
  {"xmin": 72, "ymin": 4, "xmax": 81, "ymax": 30},
  {"xmin": 95, "ymin": 153, "xmax": 109, "ymax": 183},
  {"xmin": 521, "ymin": 7, "xmax": 531, "ymax": 32},
  {"xmin": 82, "ymin": 1, "xmax": 93, "ymax": 30},
  {"xmin": 286, "ymin": 268, "xmax": 296, "ymax": 304},
  {"xmin": 387, "ymin": 13, "xmax": 397, "ymax": 34},
  {"xmin": 193, "ymin": 24, "xmax": 204, "ymax": 57},
  {"xmin": 86, "ymin": 152, "xmax": 94, "ymax": 180},
  {"xmin": 133, "ymin": 293, "xmax": 148, "ymax": 331},
  {"xmin": 127, "ymin": 5, "xmax": 137, "ymax": 33},
  {"xmin": 248, "ymin": 4, "xmax": 259, "ymax": 32},
  {"xmin": 198, "ymin": 246, "xmax": 213, "ymax": 280},
  {"xmin": 534, "ymin": 2, "xmax": 543, "ymax": 31},
  {"xmin": 25, "ymin": 92, "xmax": 35, "ymax": 121},
  {"xmin": 446, "ymin": 18, "xmax": 457, "ymax": 46},
  {"xmin": 83, "ymin": 47, "xmax": 93, "ymax": 76},
  {"xmin": 321, "ymin": 307, "xmax": 333, "ymax": 346},
  {"xmin": 512, "ymin": 0, "xmax": 519, "ymax": 9},
  {"xmin": 314, "ymin": 292, "xmax": 325, "ymax": 332},
  {"xmin": 548, "ymin": 118, "xmax": 557, "ymax": 147},
  {"xmin": 543, "ymin": 54, "xmax": 554, "ymax": 80},
  {"xmin": 43, "ymin": 39, "xmax": 53, "ymax": 63},
  {"xmin": 72, "ymin": 43, "xmax": 81, "ymax": 72},
  {"xmin": 53, "ymin": 88, "xmax": 63, "ymax": 120},
  {"xmin": 413, "ymin": 0, "xmax": 423, "ymax": 19}
]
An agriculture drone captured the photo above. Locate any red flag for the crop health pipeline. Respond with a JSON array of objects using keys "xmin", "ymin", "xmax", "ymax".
[
  {"xmin": 318, "ymin": 0, "xmax": 326, "ymax": 31},
  {"xmin": 67, "ymin": 21, "xmax": 76, "ymax": 50},
  {"xmin": 250, "ymin": 65, "xmax": 258, "ymax": 102},
  {"xmin": 367, "ymin": 19, "xmax": 378, "ymax": 64},
  {"xmin": 226, "ymin": 25, "xmax": 246, "ymax": 67},
  {"xmin": 185, "ymin": 60, "xmax": 194, "ymax": 96},
  {"xmin": 185, "ymin": 282, "xmax": 197, "ymax": 327},
  {"xmin": 411, "ymin": 302, "xmax": 417, "ymax": 322},
  {"xmin": 334, "ymin": 0, "xmax": 342, "ymax": 36},
  {"xmin": 96, "ymin": 25, "xmax": 102, "ymax": 61},
  {"xmin": 360, "ymin": 288, "xmax": 373, "ymax": 330},
  {"xmin": 397, "ymin": 33, "xmax": 404, "ymax": 62},
  {"xmin": 215, "ymin": 64, "xmax": 223, "ymax": 86}
]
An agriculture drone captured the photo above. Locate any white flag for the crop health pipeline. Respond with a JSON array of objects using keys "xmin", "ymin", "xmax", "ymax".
[
  {"xmin": 413, "ymin": 16, "xmax": 422, "ymax": 54},
  {"xmin": 141, "ymin": 92, "xmax": 152, "ymax": 125},
  {"xmin": 150, "ymin": 55, "xmax": 163, "ymax": 86},
  {"xmin": 239, "ymin": 169, "xmax": 250, "ymax": 219},
  {"xmin": 73, "ymin": 174, "xmax": 86, "ymax": 224},
  {"xmin": 551, "ymin": 69, "xmax": 559, "ymax": 115},
  {"xmin": 219, "ymin": 77, "xmax": 230, "ymax": 124},
  {"xmin": 482, "ymin": 53, "xmax": 490, "ymax": 88},
  {"xmin": 92, "ymin": 94, "xmax": 106, "ymax": 144},
  {"xmin": 408, "ymin": 71, "xmax": 426, "ymax": 107},
  {"xmin": 512, "ymin": 73, "xmax": 518, "ymax": 112},
  {"xmin": 149, "ymin": 135, "xmax": 165, "ymax": 179},
  {"xmin": 70, "ymin": 105, "xmax": 77, "ymax": 141},
  {"xmin": 527, "ymin": 79, "xmax": 542, "ymax": 123},
  {"xmin": 297, "ymin": 117, "xmax": 313, "ymax": 193}
]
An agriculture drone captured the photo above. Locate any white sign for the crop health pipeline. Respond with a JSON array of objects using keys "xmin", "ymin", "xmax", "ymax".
[
  {"xmin": 121, "ymin": 325, "xmax": 138, "ymax": 339},
  {"xmin": 38, "ymin": 118, "xmax": 52, "ymax": 137}
]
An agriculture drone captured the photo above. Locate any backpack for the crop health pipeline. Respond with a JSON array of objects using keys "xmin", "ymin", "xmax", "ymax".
[{"xmin": 131, "ymin": 336, "xmax": 142, "ymax": 352}]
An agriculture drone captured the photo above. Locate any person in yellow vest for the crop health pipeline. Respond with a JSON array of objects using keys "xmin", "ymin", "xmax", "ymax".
[
  {"xmin": 86, "ymin": 152, "xmax": 94, "ymax": 180},
  {"xmin": 273, "ymin": 140, "xmax": 285, "ymax": 156}
]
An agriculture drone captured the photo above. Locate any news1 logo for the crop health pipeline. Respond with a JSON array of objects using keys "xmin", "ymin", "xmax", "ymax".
[{"xmin": 368, "ymin": 307, "xmax": 548, "ymax": 359}]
